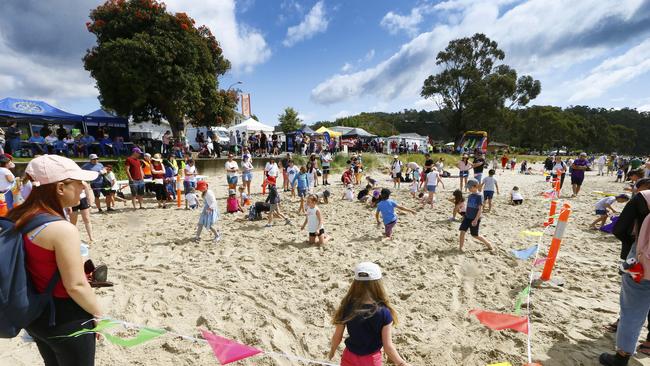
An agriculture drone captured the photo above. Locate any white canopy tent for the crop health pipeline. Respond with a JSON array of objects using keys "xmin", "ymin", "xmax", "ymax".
[
  {"xmin": 129, "ymin": 120, "xmax": 171, "ymax": 140},
  {"xmin": 385, "ymin": 133, "xmax": 429, "ymax": 153},
  {"xmin": 228, "ymin": 118, "xmax": 274, "ymax": 134}
]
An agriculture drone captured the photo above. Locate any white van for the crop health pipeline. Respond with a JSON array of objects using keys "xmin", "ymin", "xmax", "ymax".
[{"xmin": 186, "ymin": 126, "xmax": 231, "ymax": 151}]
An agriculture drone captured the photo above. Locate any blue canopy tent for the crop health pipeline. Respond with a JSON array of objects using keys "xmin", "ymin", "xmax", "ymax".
[
  {"xmin": 0, "ymin": 97, "xmax": 85, "ymax": 139},
  {"xmin": 83, "ymin": 109, "xmax": 130, "ymax": 140}
]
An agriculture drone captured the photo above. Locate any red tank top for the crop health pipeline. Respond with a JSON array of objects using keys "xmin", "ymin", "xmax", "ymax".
[
  {"xmin": 24, "ymin": 234, "xmax": 70, "ymax": 298},
  {"xmin": 152, "ymin": 162, "xmax": 164, "ymax": 180}
]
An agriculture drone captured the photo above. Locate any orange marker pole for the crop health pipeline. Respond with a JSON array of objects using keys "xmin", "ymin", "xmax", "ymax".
[
  {"xmin": 543, "ymin": 200, "xmax": 557, "ymax": 227},
  {"xmin": 176, "ymin": 175, "xmax": 182, "ymax": 208},
  {"xmin": 541, "ymin": 203, "xmax": 571, "ymax": 281}
]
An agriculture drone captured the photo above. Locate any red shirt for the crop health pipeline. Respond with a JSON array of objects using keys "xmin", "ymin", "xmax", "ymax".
[
  {"xmin": 24, "ymin": 235, "xmax": 69, "ymax": 298},
  {"xmin": 125, "ymin": 157, "xmax": 143, "ymax": 180},
  {"xmin": 151, "ymin": 161, "xmax": 164, "ymax": 180}
]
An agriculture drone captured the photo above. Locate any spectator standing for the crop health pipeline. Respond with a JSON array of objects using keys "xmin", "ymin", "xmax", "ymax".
[
  {"xmin": 125, "ymin": 147, "xmax": 145, "ymax": 209},
  {"xmin": 81, "ymin": 154, "xmax": 106, "ymax": 212}
]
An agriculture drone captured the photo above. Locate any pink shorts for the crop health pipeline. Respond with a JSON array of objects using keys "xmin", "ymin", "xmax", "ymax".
[{"xmin": 341, "ymin": 348, "xmax": 382, "ymax": 366}]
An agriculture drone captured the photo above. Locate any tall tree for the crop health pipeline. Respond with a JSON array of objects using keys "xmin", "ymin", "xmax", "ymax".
[
  {"xmin": 421, "ymin": 33, "xmax": 541, "ymax": 138},
  {"xmin": 277, "ymin": 107, "xmax": 302, "ymax": 133},
  {"xmin": 83, "ymin": 0, "xmax": 236, "ymax": 137}
]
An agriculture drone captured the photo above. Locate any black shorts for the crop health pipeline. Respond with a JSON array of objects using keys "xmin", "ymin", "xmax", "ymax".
[
  {"xmin": 322, "ymin": 167, "xmax": 330, "ymax": 175},
  {"xmin": 392, "ymin": 172, "xmax": 402, "ymax": 179},
  {"xmin": 91, "ymin": 188, "xmax": 105, "ymax": 197},
  {"xmin": 72, "ymin": 197, "xmax": 90, "ymax": 212},
  {"xmin": 570, "ymin": 175, "xmax": 584, "ymax": 186},
  {"xmin": 459, "ymin": 217, "xmax": 480, "ymax": 236},
  {"xmin": 309, "ymin": 228, "xmax": 325, "ymax": 237}
]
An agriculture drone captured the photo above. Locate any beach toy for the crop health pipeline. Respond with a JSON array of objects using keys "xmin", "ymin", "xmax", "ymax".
[
  {"xmin": 620, "ymin": 257, "xmax": 644, "ymax": 283},
  {"xmin": 540, "ymin": 203, "xmax": 571, "ymax": 281}
]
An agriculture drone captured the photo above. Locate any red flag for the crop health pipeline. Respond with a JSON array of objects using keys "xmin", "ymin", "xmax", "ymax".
[
  {"xmin": 201, "ymin": 330, "xmax": 262, "ymax": 365},
  {"xmin": 469, "ymin": 309, "xmax": 529, "ymax": 334}
]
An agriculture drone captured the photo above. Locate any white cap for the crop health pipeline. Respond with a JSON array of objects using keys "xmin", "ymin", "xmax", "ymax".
[
  {"xmin": 26, "ymin": 155, "xmax": 99, "ymax": 186},
  {"xmin": 88, "ymin": 154, "xmax": 98, "ymax": 160},
  {"xmin": 393, "ymin": 155, "xmax": 399, "ymax": 159},
  {"xmin": 354, "ymin": 262, "xmax": 382, "ymax": 281}
]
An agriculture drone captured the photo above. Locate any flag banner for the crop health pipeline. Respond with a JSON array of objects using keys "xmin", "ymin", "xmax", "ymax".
[
  {"xmin": 469, "ymin": 310, "xmax": 529, "ymax": 334},
  {"xmin": 520, "ymin": 230, "xmax": 543, "ymax": 237},
  {"xmin": 533, "ymin": 257, "xmax": 547, "ymax": 266},
  {"xmin": 512, "ymin": 245, "xmax": 538, "ymax": 260},
  {"xmin": 102, "ymin": 326, "xmax": 166, "ymax": 348},
  {"xmin": 514, "ymin": 286, "xmax": 531, "ymax": 315},
  {"xmin": 55, "ymin": 319, "xmax": 121, "ymax": 338},
  {"xmin": 201, "ymin": 330, "xmax": 262, "ymax": 365}
]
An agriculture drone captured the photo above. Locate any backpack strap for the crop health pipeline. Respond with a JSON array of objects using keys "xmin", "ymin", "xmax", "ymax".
[{"xmin": 20, "ymin": 213, "xmax": 65, "ymax": 235}]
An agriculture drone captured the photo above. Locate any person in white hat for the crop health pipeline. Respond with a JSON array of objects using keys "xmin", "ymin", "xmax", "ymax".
[
  {"xmin": 328, "ymin": 262, "xmax": 411, "ymax": 366},
  {"xmin": 81, "ymin": 153, "xmax": 106, "ymax": 212},
  {"xmin": 6, "ymin": 155, "xmax": 103, "ymax": 364}
]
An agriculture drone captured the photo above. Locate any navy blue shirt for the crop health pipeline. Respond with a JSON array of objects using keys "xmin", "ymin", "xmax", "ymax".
[
  {"xmin": 344, "ymin": 304, "xmax": 393, "ymax": 355},
  {"xmin": 465, "ymin": 192, "xmax": 483, "ymax": 220}
]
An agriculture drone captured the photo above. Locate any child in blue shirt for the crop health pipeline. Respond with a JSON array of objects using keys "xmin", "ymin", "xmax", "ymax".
[
  {"xmin": 375, "ymin": 188, "xmax": 415, "ymax": 239},
  {"xmin": 328, "ymin": 262, "xmax": 411, "ymax": 366},
  {"xmin": 459, "ymin": 179, "xmax": 494, "ymax": 252},
  {"xmin": 292, "ymin": 166, "xmax": 309, "ymax": 213}
]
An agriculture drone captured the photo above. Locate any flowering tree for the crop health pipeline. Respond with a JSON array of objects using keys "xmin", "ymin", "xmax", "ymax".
[{"xmin": 84, "ymin": 0, "xmax": 237, "ymax": 137}]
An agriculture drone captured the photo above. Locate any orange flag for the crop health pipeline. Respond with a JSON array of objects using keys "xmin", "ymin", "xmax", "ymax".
[{"xmin": 469, "ymin": 309, "xmax": 529, "ymax": 334}]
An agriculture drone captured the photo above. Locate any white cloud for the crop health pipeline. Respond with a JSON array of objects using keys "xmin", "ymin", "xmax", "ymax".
[
  {"xmin": 569, "ymin": 38, "xmax": 650, "ymax": 102},
  {"xmin": 166, "ymin": 0, "xmax": 271, "ymax": 73},
  {"xmin": 312, "ymin": 0, "xmax": 649, "ymax": 105},
  {"xmin": 638, "ymin": 104, "xmax": 650, "ymax": 112},
  {"xmin": 413, "ymin": 98, "xmax": 439, "ymax": 110},
  {"xmin": 283, "ymin": 1, "xmax": 329, "ymax": 47},
  {"xmin": 364, "ymin": 49, "xmax": 376, "ymax": 62},
  {"xmin": 380, "ymin": 4, "xmax": 434, "ymax": 36},
  {"xmin": 341, "ymin": 62, "xmax": 353, "ymax": 73},
  {"xmin": 332, "ymin": 110, "xmax": 352, "ymax": 119}
]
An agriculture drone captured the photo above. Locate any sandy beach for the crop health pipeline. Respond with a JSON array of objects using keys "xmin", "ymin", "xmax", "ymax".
[{"xmin": 1, "ymin": 161, "xmax": 649, "ymax": 366}]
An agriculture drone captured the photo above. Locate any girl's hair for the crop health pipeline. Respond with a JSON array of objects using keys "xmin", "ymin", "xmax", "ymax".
[
  {"xmin": 512, "ymin": 186, "xmax": 519, "ymax": 191},
  {"xmin": 7, "ymin": 182, "xmax": 65, "ymax": 230},
  {"xmin": 332, "ymin": 279, "xmax": 398, "ymax": 326},
  {"xmin": 452, "ymin": 189, "xmax": 464, "ymax": 204},
  {"xmin": 300, "ymin": 166, "xmax": 306, "ymax": 173},
  {"xmin": 379, "ymin": 188, "xmax": 391, "ymax": 201},
  {"xmin": 238, "ymin": 185, "xmax": 244, "ymax": 192},
  {"xmin": 307, "ymin": 194, "xmax": 318, "ymax": 204}
]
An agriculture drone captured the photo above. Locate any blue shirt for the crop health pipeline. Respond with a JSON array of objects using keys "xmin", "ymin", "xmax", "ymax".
[
  {"xmin": 81, "ymin": 135, "xmax": 95, "ymax": 144},
  {"xmin": 292, "ymin": 172, "xmax": 308, "ymax": 189},
  {"xmin": 344, "ymin": 304, "xmax": 393, "ymax": 356},
  {"xmin": 465, "ymin": 192, "xmax": 483, "ymax": 220},
  {"xmin": 82, "ymin": 162, "xmax": 104, "ymax": 186},
  {"xmin": 28, "ymin": 136, "xmax": 45, "ymax": 144},
  {"xmin": 376, "ymin": 199, "xmax": 398, "ymax": 225}
]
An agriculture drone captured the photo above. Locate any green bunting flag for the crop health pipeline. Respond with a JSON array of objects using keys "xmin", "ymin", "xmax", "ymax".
[
  {"xmin": 514, "ymin": 285, "xmax": 531, "ymax": 315},
  {"xmin": 102, "ymin": 326, "xmax": 166, "ymax": 347},
  {"xmin": 54, "ymin": 319, "xmax": 121, "ymax": 338}
]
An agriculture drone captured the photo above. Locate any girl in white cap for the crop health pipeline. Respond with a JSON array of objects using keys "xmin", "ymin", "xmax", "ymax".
[
  {"xmin": 7, "ymin": 155, "xmax": 103, "ymax": 365},
  {"xmin": 328, "ymin": 262, "xmax": 411, "ymax": 366}
]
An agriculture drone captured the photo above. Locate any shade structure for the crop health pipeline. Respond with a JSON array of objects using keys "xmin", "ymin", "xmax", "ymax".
[
  {"xmin": 0, "ymin": 97, "xmax": 82, "ymax": 121},
  {"xmin": 342, "ymin": 127, "xmax": 375, "ymax": 137},
  {"xmin": 229, "ymin": 118, "xmax": 274, "ymax": 134},
  {"xmin": 315, "ymin": 126, "xmax": 342, "ymax": 137}
]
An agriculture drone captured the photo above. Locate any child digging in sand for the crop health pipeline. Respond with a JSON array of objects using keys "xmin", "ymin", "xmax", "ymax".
[
  {"xmin": 301, "ymin": 195, "xmax": 328, "ymax": 245},
  {"xmin": 590, "ymin": 194, "xmax": 630, "ymax": 229},
  {"xmin": 447, "ymin": 189, "xmax": 466, "ymax": 221},
  {"xmin": 458, "ymin": 180, "xmax": 494, "ymax": 252},
  {"xmin": 328, "ymin": 262, "xmax": 412, "ymax": 366},
  {"xmin": 375, "ymin": 188, "xmax": 415, "ymax": 240}
]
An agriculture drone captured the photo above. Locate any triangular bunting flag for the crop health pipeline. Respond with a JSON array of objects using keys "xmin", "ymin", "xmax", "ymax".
[
  {"xmin": 469, "ymin": 309, "xmax": 529, "ymax": 334},
  {"xmin": 201, "ymin": 330, "xmax": 262, "ymax": 365},
  {"xmin": 55, "ymin": 319, "xmax": 121, "ymax": 338},
  {"xmin": 514, "ymin": 285, "xmax": 531, "ymax": 315},
  {"xmin": 102, "ymin": 326, "xmax": 166, "ymax": 347},
  {"xmin": 520, "ymin": 230, "xmax": 543, "ymax": 237},
  {"xmin": 533, "ymin": 257, "xmax": 547, "ymax": 266},
  {"xmin": 512, "ymin": 245, "xmax": 538, "ymax": 260}
]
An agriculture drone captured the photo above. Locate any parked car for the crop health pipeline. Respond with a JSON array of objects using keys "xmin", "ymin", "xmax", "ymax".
[{"xmin": 186, "ymin": 126, "xmax": 231, "ymax": 151}]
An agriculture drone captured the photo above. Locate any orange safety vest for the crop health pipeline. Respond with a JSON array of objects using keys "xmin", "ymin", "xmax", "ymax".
[{"xmin": 142, "ymin": 160, "xmax": 152, "ymax": 176}]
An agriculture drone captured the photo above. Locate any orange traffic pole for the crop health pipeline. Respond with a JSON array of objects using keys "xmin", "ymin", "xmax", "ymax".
[
  {"xmin": 543, "ymin": 200, "xmax": 557, "ymax": 227},
  {"xmin": 176, "ymin": 174, "xmax": 182, "ymax": 208},
  {"xmin": 541, "ymin": 203, "xmax": 571, "ymax": 281}
]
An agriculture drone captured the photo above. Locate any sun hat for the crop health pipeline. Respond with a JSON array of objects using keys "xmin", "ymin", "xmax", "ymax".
[
  {"xmin": 152, "ymin": 153, "xmax": 162, "ymax": 162},
  {"xmin": 132, "ymin": 147, "xmax": 143, "ymax": 154},
  {"xmin": 228, "ymin": 189, "xmax": 236, "ymax": 195},
  {"xmin": 196, "ymin": 180, "xmax": 208, "ymax": 191},
  {"xmin": 393, "ymin": 155, "xmax": 399, "ymax": 159},
  {"xmin": 26, "ymin": 155, "xmax": 99, "ymax": 186},
  {"xmin": 144, "ymin": 153, "xmax": 151, "ymax": 158},
  {"xmin": 466, "ymin": 179, "xmax": 479, "ymax": 189},
  {"xmin": 88, "ymin": 154, "xmax": 99, "ymax": 160},
  {"xmin": 580, "ymin": 152, "xmax": 587, "ymax": 156},
  {"xmin": 354, "ymin": 262, "xmax": 382, "ymax": 281}
]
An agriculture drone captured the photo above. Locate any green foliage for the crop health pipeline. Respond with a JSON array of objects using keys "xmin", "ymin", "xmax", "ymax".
[
  {"xmin": 111, "ymin": 157, "xmax": 129, "ymax": 180},
  {"xmin": 421, "ymin": 33, "xmax": 541, "ymax": 138},
  {"xmin": 277, "ymin": 107, "xmax": 302, "ymax": 133},
  {"xmin": 84, "ymin": 0, "xmax": 235, "ymax": 137}
]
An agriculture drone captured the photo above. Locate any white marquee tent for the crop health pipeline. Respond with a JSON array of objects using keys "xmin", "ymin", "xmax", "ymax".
[{"xmin": 229, "ymin": 118, "xmax": 274, "ymax": 134}]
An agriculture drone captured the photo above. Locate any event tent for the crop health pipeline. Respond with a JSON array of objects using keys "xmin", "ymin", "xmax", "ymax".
[
  {"xmin": 84, "ymin": 109, "xmax": 130, "ymax": 139},
  {"xmin": 129, "ymin": 120, "xmax": 171, "ymax": 140},
  {"xmin": 229, "ymin": 118, "xmax": 274, "ymax": 134},
  {"xmin": 0, "ymin": 97, "xmax": 83, "ymax": 121},
  {"xmin": 342, "ymin": 127, "xmax": 375, "ymax": 137},
  {"xmin": 386, "ymin": 133, "xmax": 428, "ymax": 153},
  {"xmin": 315, "ymin": 126, "xmax": 342, "ymax": 137}
]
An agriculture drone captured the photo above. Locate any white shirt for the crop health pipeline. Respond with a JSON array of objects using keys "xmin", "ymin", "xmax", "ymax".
[
  {"xmin": 320, "ymin": 153, "xmax": 332, "ymax": 166},
  {"xmin": 482, "ymin": 176, "xmax": 497, "ymax": 192},
  {"xmin": 203, "ymin": 190, "xmax": 217, "ymax": 209},
  {"xmin": 344, "ymin": 188, "xmax": 354, "ymax": 200},
  {"xmin": 225, "ymin": 160, "xmax": 239, "ymax": 178},
  {"xmin": 458, "ymin": 161, "xmax": 472, "ymax": 171},
  {"xmin": 266, "ymin": 163, "xmax": 279, "ymax": 177},
  {"xmin": 597, "ymin": 156, "xmax": 607, "ymax": 165},
  {"xmin": 0, "ymin": 167, "xmax": 14, "ymax": 191},
  {"xmin": 595, "ymin": 196, "xmax": 616, "ymax": 211},
  {"xmin": 306, "ymin": 206, "xmax": 322, "ymax": 232},
  {"xmin": 407, "ymin": 162, "xmax": 420, "ymax": 171},
  {"xmin": 511, "ymin": 191, "xmax": 523, "ymax": 200},
  {"xmin": 435, "ymin": 162, "xmax": 444, "ymax": 171},
  {"xmin": 426, "ymin": 170, "xmax": 440, "ymax": 186},
  {"xmin": 287, "ymin": 166, "xmax": 299, "ymax": 181},
  {"xmin": 410, "ymin": 181, "xmax": 418, "ymax": 193},
  {"xmin": 106, "ymin": 171, "xmax": 118, "ymax": 190},
  {"xmin": 552, "ymin": 162, "xmax": 566, "ymax": 173},
  {"xmin": 242, "ymin": 161, "xmax": 253, "ymax": 173},
  {"xmin": 184, "ymin": 165, "xmax": 197, "ymax": 182},
  {"xmin": 185, "ymin": 192, "xmax": 199, "ymax": 206},
  {"xmin": 391, "ymin": 160, "xmax": 402, "ymax": 174}
]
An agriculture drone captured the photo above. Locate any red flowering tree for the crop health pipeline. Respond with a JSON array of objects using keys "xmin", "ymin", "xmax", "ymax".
[{"xmin": 83, "ymin": 0, "xmax": 237, "ymax": 137}]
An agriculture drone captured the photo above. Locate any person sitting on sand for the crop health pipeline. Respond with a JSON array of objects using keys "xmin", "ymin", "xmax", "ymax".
[
  {"xmin": 357, "ymin": 184, "xmax": 372, "ymax": 203},
  {"xmin": 370, "ymin": 190, "xmax": 381, "ymax": 208},
  {"xmin": 448, "ymin": 189, "xmax": 466, "ymax": 221},
  {"xmin": 375, "ymin": 188, "xmax": 415, "ymax": 240},
  {"xmin": 238, "ymin": 185, "xmax": 251, "ymax": 207},
  {"xmin": 590, "ymin": 194, "xmax": 629, "ymax": 229},
  {"xmin": 509, "ymin": 186, "xmax": 524, "ymax": 205},
  {"xmin": 315, "ymin": 189, "xmax": 330, "ymax": 204},
  {"xmin": 458, "ymin": 179, "xmax": 494, "ymax": 252},
  {"xmin": 328, "ymin": 262, "xmax": 412, "ymax": 366},
  {"xmin": 301, "ymin": 195, "xmax": 327, "ymax": 246},
  {"xmin": 185, "ymin": 187, "xmax": 199, "ymax": 210},
  {"xmin": 342, "ymin": 184, "xmax": 354, "ymax": 201},
  {"xmin": 342, "ymin": 167, "xmax": 353, "ymax": 186},
  {"xmin": 226, "ymin": 189, "xmax": 244, "ymax": 213},
  {"xmin": 366, "ymin": 176, "xmax": 377, "ymax": 187}
]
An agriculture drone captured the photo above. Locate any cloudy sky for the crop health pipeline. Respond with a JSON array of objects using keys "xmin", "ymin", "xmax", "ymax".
[{"xmin": 1, "ymin": 0, "xmax": 650, "ymax": 125}]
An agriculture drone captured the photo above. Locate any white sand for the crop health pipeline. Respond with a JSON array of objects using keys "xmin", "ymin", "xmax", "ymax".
[{"xmin": 1, "ymin": 162, "xmax": 649, "ymax": 366}]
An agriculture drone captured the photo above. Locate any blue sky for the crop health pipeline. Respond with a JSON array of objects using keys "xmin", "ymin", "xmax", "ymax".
[{"xmin": 1, "ymin": 0, "xmax": 650, "ymax": 126}]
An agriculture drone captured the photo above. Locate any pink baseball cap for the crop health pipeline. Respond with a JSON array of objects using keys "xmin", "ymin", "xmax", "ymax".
[{"xmin": 25, "ymin": 155, "xmax": 99, "ymax": 186}]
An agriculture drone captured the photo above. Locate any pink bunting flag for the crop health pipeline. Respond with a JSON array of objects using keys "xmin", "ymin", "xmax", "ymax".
[
  {"xmin": 533, "ymin": 257, "xmax": 547, "ymax": 266},
  {"xmin": 201, "ymin": 330, "xmax": 262, "ymax": 365},
  {"xmin": 469, "ymin": 309, "xmax": 529, "ymax": 334}
]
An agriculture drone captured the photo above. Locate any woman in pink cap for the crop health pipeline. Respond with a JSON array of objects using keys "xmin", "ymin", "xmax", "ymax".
[{"xmin": 7, "ymin": 155, "xmax": 103, "ymax": 365}]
